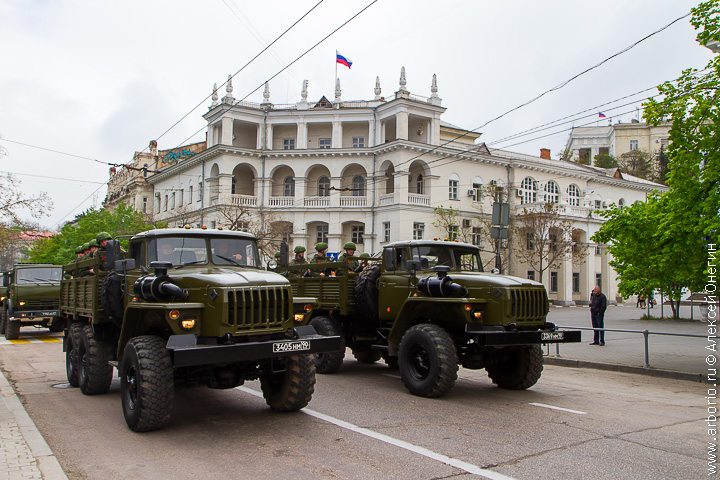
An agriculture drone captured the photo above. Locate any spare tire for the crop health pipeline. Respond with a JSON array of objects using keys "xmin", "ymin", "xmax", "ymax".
[
  {"xmin": 101, "ymin": 273, "xmax": 125, "ymax": 325},
  {"xmin": 354, "ymin": 265, "xmax": 380, "ymax": 322}
]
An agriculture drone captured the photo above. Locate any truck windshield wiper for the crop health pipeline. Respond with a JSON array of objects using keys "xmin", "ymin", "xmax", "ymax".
[
  {"xmin": 214, "ymin": 255, "xmax": 243, "ymax": 267},
  {"xmin": 174, "ymin": 260, "xmax": 206, "ymax": 269}
]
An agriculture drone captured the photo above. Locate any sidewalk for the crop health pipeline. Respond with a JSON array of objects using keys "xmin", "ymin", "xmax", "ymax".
[
  {"xmin": 0, "ymin": 369, "xmax": 66, "ymax": 480},
  {"xmin": 545, "ymin": 304, "xmax": 710, "ymax": 382}
]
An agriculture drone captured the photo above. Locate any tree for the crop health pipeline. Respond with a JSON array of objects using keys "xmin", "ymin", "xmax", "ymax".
[
  {"xmin": 557, "ymin": 147, "xmax": 573, "ymax": 162},
  {"xmin": 216, "ymin": 204, "xmax": 288, "ymax": 259},
  {"xmin": 26, "ymin": 203, "xmax": 165, "ymax": 265},
  {"xmin": 511, "ymin": 203, "xmax": 578, "ymax": 283},
  {"xmin": 593, "ymin": 153, "xmax": 618, "ymax": 168},
  {"xmin": 654, "ymin": 145, "xmax": 670, "ymax": 185},
  {"xmin": 432, "ymin": 205, "xmax": 471, "ymax": 242},
  {"xmin": 617, "ymin": 150, "xmax": 653, "ymax": 179}
]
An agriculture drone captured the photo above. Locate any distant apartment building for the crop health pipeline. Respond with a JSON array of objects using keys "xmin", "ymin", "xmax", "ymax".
[{"xmin": 564, "ymin": 121, "xmax": 670, "ymax": 164}]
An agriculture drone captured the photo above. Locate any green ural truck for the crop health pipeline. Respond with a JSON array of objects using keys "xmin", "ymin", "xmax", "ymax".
[
  {"xmin": 283, "ymin": 240, "xmax": 581, "ymax": 398},
  {"xmin": 60, "ymin": 228, "xmax": 342, "ymax": 432},
  {"xmin": 1, "ymin": 264, "xmax": 64, "ymax": 340}
]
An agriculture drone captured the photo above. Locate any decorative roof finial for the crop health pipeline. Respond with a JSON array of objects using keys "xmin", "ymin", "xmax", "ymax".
[
  {"xmin": 262, "ymin": 81, "xmax": 271, "ymax": 104},
  {"xmin": 211, "ymin": 82, "xmax": 219, "ymax": 107},
  {"xmin": 301, "ymin": 79, "xmax": 308, "ymax": 101},
  {"xmin": 374, "ymin": 76, "xmax": 382, "ymax": 100},
  {"xmin": 428, "ymin": 73, "xmax": 442, "ymax": 106},
  {"xmin": 222, "ymin": 75, "xmax": 234, "ymax": 104},
  {"xmin": 335, "ymin": 77, "xmax": 342, "ymax": 103},
  {"xmin": 398, "ymin": 66, "xmax": 408, "ymax": 94}
]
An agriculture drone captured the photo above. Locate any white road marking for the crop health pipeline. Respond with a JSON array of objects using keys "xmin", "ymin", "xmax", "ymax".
[
  {"xmin": 237, "ymin": 386, "xmax": 515, "ymax": 480},
  {"xmin": 528, "ymin": 402, "xmax": 587, "ymax": 415}
]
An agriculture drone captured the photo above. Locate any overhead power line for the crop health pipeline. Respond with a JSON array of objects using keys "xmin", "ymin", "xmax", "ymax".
[{"xmin": 0, "ymin": 171, "xmax": 105, "ymax": 185}]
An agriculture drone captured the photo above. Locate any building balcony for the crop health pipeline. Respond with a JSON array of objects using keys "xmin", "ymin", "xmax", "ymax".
[
  {"xmin": 269, "ymin": 196, "xmax": 296, "ymax": 207},
  {"xmin": 379, "ymin": 193, "xmax": 394, "ymax": 206},
  {"xmin": 304, "ymin": 196, "xmax": 330, "ymax": 207},
  {"xmin": 230, "ymin": 194, "xmax": 258, "ymax": 207},
  {"xmin": 340, "ymin": 196, "xmax": 367, "ymax": 207},
  {"xmin": 408, "ymin": 193, "xmax": 430, "ymax": 206}
]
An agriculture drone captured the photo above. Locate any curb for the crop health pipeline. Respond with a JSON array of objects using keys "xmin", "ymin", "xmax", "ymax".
[
  {"xmin": 0, "ymin": 369, "xmax": 68, "ymax": 480},
  {"xmin": 544, "ymin": 356, "xmax": 705, "ymax": 383}
]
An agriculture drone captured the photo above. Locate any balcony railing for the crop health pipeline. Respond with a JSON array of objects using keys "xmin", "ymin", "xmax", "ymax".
[
  {"xmin": 304, "ymin": 196, "xmax": 330, "ymax": 207},
  {"xmin": 408, "ymin": 193, "xmax": 430, "ymax": 206},
  {"xmin": 231, "ymin": 194, "xmax": 257, "ymax": 207},
  {"xmin": 340, "ymin": 196, "xmax": 367, "ymax": 207},
  {"xmin": 379, "ymin": 193, "xmax": 394, "ymax": 206},
  {"xmin": 269, "ymin": 196, "xmax": 296, "ymax": 207}
]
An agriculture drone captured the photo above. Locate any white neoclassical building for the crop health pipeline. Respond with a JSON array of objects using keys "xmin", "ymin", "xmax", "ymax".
[{"xmin": 145, "ymin": 68, "xmax": 664, "ymax": 305}]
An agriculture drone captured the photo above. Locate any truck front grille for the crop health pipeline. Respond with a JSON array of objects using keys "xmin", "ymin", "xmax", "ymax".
[
  {"xmin": 510, "ymin": 288, "xmax": 548, "ymax": 322},
  {"xmin": 226, "ymin": 286, "xmax": 290, "ymax": 331},
  {"xmin": 19, "ymin": 300, "xmax": 59, "ymax": 310}
]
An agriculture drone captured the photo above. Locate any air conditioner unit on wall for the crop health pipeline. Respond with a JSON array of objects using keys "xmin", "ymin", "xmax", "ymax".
[
  {"xmin": 467, "ymin": 189, "xmax": 476, "ymax": 197},
  {"xmin": 516, "ymin": 189, "xmax": 523, "ymax": 197}
]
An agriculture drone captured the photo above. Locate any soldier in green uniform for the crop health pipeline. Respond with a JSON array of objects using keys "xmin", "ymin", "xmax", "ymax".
[
  {"xmin": 291, "ymin": 246, "xmax": 307, "ymax": 265},
  {"xmin": 358, "ymin": 252, "xmax": 371, "ymax": 271},
  {"xmin": 312, "ymin": 242, "xmax": 329, "ymax": 263},
  {"xmin": 338, "ymin": 242, "xmax": 359, "ymax": 271}
]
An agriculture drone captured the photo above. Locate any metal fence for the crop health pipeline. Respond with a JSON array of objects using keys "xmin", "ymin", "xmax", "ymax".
[{"xmin": 548, "ymin": 326, "xmax": 707, "ymax": 369}]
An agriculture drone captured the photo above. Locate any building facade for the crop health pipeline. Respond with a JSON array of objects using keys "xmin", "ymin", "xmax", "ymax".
[
  {"xmin": 126, "ymin": 68, "xmax": 664, "ymax": 305},
  {"xmin": 564, "ymin": 121, "xmax": 670, "ymax": 164}
]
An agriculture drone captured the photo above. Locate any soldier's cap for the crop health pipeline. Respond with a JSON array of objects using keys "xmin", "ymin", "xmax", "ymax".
[
  {"xmin": 75, "ymin": 246, "xmax": 83, "ymax": 254},
  {"xmin": 359, "ymin": 253, "xmax": 370, "ymax": 258},
  {"xmin": 315, "ymin": 242, "xmax": 328, "ymax": 251},
  {"xmin": 343, "ymin": 242, "xmax": 356, "ymax": 250},
  {"xmin": 89, "ymin": 239, "xmax": 99, "ymax": 248},
  {"xmin": 82, "ymin": 242, "xmax": 90, "ymax": 250},
  {"xmin": 294, "ymin": 246, "xmax": 306, "ymax": 253},
  {"xmin": 96, "ymin": 231, "xmax": 112, "ymax": 242}
]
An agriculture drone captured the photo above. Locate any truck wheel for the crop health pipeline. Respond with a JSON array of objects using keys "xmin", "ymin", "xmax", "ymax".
[
  {"xmin": 65, "ymin": 322, "xmax": 83, "ymax": 387},
  {"xmin": 0, "ymin": 307, "xmax": 6, "ymax": 335},
  {"xmin": 260, "ymin": 354, "xmax": 315, "ymax": 412},
  {"xmin": 78, "ymin": 325, "xmax": 114, "ymax": 395},
  {"xmin": 353, "ymin": 350, "xmax": 382, "ymax": 364},
  {"xmin": 354, "ymin": 265, "xmax": 380, "ymax": 322},
  {"xmin": 120, "ymin": 336, "xmax": 174, "ymax": 432},
  {"xmin": 398, "ymin": 324, "xmax": 458, "ymax": 398},
  {"xmin": 309, "ymin": 316, "xmax": 345, "ymax": 373},
  {"xmin": 5, "ymin": 319, "xmax": 20, "ymax": 340},
  {"xmin": 486, "ymin": 345, "xmax": 543, "ymax": 390},
  {"xmin": 101, "ymin": 273, "xmax": 125, "ymax": 325}
]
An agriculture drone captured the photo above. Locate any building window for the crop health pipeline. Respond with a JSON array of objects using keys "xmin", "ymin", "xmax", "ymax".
[
  {"xmin": 352, "ymin": 176, "xmax": 365, "ymax": 196},
  {"xmin": 179, "ymin": 190, "xmax": 184, "ymax": 207},
  {"xmin": 572, "ymin": 273, "xmax": 580, "ymax": 293},
  {"xmin": 413, "ymin": 222, "xmax": 424, "ymax": 240},
  {"xmin": 595, "ymin": 200, "xmax": 602, "ymax": 209},
  {"xmin": 283, "ymin": 138, "xmax": 295, "ymax": 150},
  {"xmin": 521, "ymin": 177, "xmax": 537, "ymax": 204},
  {"xmin": 142, "ymin": 197, "xmax": 147, "ymax": 213},
  {"xmin": 231, "ymin": 176, "xmax": 237, "ymax": 195},
  {"xmin": 316, "ymin": 225, "xmax": 328, "ymax": 244},
  {"xmin": 578, "ymin": 148, "xmax": 591, "ymax": 164},
  {"xmin": 472, "ymin": 227, "xmax": 482, "ymax": 246},
  {"xmin": 352, "ymin": 136, "xmax": 365, "ymax": 148},
  {"xmin": 318, "ymin": 176, "xmax": 330, "ymax": 196},
  {"xmin": 416, "ymin": 174, "xmax": 424, "ymax": 194},
  {"xmin": 526, "ymin": 232, "xmax": 535, "ymax": 250},
  {"xmin": 170, "ymin": 192, "xmax": 176, "ymax": 209},
  {"xmin": 319, "ymin": 138, "xmax": 331, "ymax": 149},
  {"xmin": 448, "ymin": 225, "xmax": 459, "ymax": 241},
  {"xmin": 284, "ymin": 176, "xmax": 295, "ymax": 197},
  {"xmin": 629, "ymin": 140, "xmax": 638, "ymax": 151},
  {"xmin": 527, "ymin": 270, "xmax": 536, "ymax": 281},
  {"xmin": 197, "ymin": 182, "xmax": 202, "ymax": 202},
  {"xmin": 544, "ymin": 181, "xmax": 560, "ymax": 204},
  {"xmin": 595, "ymin": 245, "xmax": 602, "ymax": 255},
  {"xmin": 210, "ymin": 221, "xmax": 216, "ymax": 229},
  {"xmin": 567, "ymin": 184, "xmax": 580, "ymax": 206},
  {"xmin": 472, "ymin": 183, "xmax": 482, "ymax": 202},
  {"xmin": 155, "ymin": 194, "xmax": 161, "ymax": 213},
  {"xmin": 599, "ymin": 147, "xmax": 609, "ymax": 155},
  {"xmin": 189, "ymin": 185, "xmax": 193, "ymax": 203},
  {"xmin": 595, "ymin": 273, "xmax": 602, "ymax": 288},
  {"xmin": 383, "ymin": 222, "xmax": 391, "ymax": 242},
  {"xmin": 449, "ymin": 175, "xmax": 459, "ymax": 200},
  {"xmin": 351, "ymin": 225, "xmax": 364, "ymax": 244},
  {"xmin": 550, "ymin": 271, "xmax": 558, "ymax": 292},
  {"xmin": 164, "ymin": 195, "xmax": 168, "ymax": 211},
  {"xmin": 549, "ymin": 232, "xmax": 558, "ymax": 252}
]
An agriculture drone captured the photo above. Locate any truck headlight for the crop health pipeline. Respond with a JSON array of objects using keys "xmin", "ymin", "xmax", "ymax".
[
  {"xmin": 180, "ymin": 318, "xmax": 196, "ymax": 330},
  {"xmin": 18, "ymin": 300, "xmax": 26, "ymax": 306}
]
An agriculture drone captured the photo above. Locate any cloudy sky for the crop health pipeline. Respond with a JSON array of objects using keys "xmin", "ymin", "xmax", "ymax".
[{"xmin": 0, "ymin": 0, "xmax": 712, "ymax": 229}]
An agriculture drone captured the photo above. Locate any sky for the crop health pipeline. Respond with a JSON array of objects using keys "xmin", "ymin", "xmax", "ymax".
[{"xmin": 0, "ymin": 0, "xmax": 713, "ymax": 230}]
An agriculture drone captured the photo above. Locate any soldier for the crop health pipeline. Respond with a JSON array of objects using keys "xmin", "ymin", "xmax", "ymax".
[
  {"xmin": 75, "ymin": 246, "xmax": 84, "ymax": 259},
  {"xmin": 80, "ymin": 242, "xmax": 91, "ymax": 259},
  {"xmin": 338, "ymin": 242, "xmax": 359, "ymax": 271},
  {"xmin": 291, "ymin": 246, "xmax": 307, "ymax": 265},
  {"xmin": 96, "ymin": 232, "xmax": 113, "ymax": 248},
  {"xmin": 358, "ymin": 252, "xmax": 371, "ymax": 271},
  {"xmin": 312, "ymin": 242, "xmax": 329, "ymax": 263}
]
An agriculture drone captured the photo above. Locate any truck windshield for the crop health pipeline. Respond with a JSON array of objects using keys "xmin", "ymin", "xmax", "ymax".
[
  {"xmin": 149, "ymin": 237, "xmax": 208, "ymax": 267},
  {"xmin": 16, "ymin": 267, "xmax": 62, "ymax": 283},
  {"xmin": 412, "ymin": 245, "xmax": 483, "ymax": 272},
  {"xmin": 210, "ymin": 238, "xmax": 260, "ymax": 267}
]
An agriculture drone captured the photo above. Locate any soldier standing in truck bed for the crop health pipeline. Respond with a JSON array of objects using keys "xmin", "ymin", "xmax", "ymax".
[
  {"xmin": 291, "ymin": 246, "xmax": 307, "ymax": 265},
  {"xmin": 338, "ymin": 242, "xmax": 359, "ymax": 271},
  {"xmin": 312, "ymin": 242, "xmax": 329, "ymax": 263}
]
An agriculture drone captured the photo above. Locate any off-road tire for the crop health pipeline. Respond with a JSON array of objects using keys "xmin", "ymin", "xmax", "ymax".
[
  {"xmin": 486, "ymin": 345, "xmax": 543, "ymax": 390},
  {"xmin": 398, "ymin": 324, "xmax": 458, "ymax": 398},
  {"xmin": 0, "ymin": 307, "xmax": 6, "ymax": 335},
  {"xmin": 101, "ymin": 273, "xmax": 125, "ymax": 325},
  {"xmin": 353, "ymin": 349, "xmax": 382, "ymax": 364},
  {"xmin": 78, "ymin": 325, "xmax": 114, "ymax": 395},
  {"xmin": 65, "ymin": 322, "xmax": 83, "ymax": 387},
  {"xmin": 309, "ymin": 316, "xmax": 345, "ymax": 373},
  {"xmin": 354, "ymin": 265, "xmax": 381, "ymax": 322},
  {"xmin": 120, "ymin": 336, "xmax": 174, "ymax": 432},
  {"xmin": 260, "ymin": 354, "xmax": 315, "ymax": 412},
  {"xmin": 5, "ymin": 319, "xmax": 20, "ymax": 340}
]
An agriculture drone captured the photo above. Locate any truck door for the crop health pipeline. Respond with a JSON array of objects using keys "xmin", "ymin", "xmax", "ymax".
[{"xmin": 378, "ymin": 246, "xmax": 412, "ymax": 322}]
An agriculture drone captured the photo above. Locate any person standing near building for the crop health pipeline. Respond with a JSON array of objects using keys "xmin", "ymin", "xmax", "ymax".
[{"xmin": 589, "ymin": 286, "xmax": 607, "ymax": 346}]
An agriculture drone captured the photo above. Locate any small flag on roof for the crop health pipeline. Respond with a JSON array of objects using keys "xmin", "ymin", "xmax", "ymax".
[
  {"xmin": 336, "ymin": 51, "xmax": 352, "ymax": 69},
  {"xmin": 598, "ymin": 112, "xmax": 607, "ymax": 119}
]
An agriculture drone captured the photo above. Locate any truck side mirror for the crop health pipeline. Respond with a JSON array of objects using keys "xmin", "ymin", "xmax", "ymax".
[
  {"xmin": 279, "ymin": 241, "xmax": 289, "ymax": 268},
  {"xmin": 104, "ymin": 240, "xmax": 121, "ymax": 271},
  {"xmin": 114, "ymin": 259, "xmax": 136, "ymax": 272}
]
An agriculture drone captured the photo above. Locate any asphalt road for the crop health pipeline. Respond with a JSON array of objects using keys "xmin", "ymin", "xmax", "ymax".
[{"xmin": 0, "ymin": 329, "xmax": 708, "ymax": 480}]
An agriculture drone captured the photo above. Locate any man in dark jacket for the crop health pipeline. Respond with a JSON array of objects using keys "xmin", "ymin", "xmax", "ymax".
[{"xmin": 589, "ymin": 286, "xmax": 607, "ymax": 346}]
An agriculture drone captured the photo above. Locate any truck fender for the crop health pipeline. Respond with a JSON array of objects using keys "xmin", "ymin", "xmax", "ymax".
[
  {"xmin": 387, "ymin": 300, "xmax": 434, "ymax": 355},
  {"xmin": 116, "ymin": 309, "xmax": 165, "ymax": 359}
]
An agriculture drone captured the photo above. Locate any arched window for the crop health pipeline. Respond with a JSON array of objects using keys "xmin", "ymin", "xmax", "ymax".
[
  {"xmin": 521, "ymin": 177, "xmax": 537, "ymax": 204},
  {"xmin": 231, "ymin": 176, "xmax": 237, "ymax": 194},
  {"xmin": 318, "ymin": 176, "xmax": 330, "ymax": 196},
  {"xmin": 352, "ymin": 175, "xmax": 365, "ymax": 196},
  {"xmin": 567, "ymin": 184, "xmax": 580, "ymax": 206},
  {"xmin": 416, "ymin": 174, "xmax": 424, "ymax": 194},
  {"xmin": 545, "ymin": 181, "xmax": 560, "ymax": 204},
  {"xmin": 283, "ymin": 176, "xmax": 295, "ymax": 197}
]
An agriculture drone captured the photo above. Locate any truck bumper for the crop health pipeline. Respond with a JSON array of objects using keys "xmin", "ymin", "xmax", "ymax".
[
  {"xmin": 166, "ymin": 327, "xmax": 344, "ymax": 368},
  {"xmin": 466, "ymin": 325, "xmax": 582, "ymax": 346},
  {"xmin": 12, "ymin": 310, "xmax": 60, "ymax": 321}
]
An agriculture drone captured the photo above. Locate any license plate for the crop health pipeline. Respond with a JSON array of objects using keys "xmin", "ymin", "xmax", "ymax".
[
  {"xmin": 541, "ymin": 332, "xmax": 564, "ymax": 341},
  {"xmin": 41, "ymin": 311, "xmax": 58, "ymax": 316},
  {"xmin": 272, "ymin": 340, "xmax": 311, "ymax": 353}
]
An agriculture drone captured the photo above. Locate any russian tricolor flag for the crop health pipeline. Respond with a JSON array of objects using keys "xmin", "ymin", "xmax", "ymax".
[
  {"xmin": 336, "ymin": 50, "xmax": 352, "ymax": 69},
  {"xmin": 598, "ymin": 112, "xmax": 607, "ymax": 119}
]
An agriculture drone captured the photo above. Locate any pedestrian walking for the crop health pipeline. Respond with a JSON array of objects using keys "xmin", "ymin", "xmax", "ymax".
[
  {"xmin": 648, "ymin": 292, "xmax": 655, "ymax": 309},
  {"xmin": 589, "ymin": 286, "xmax": 607, "ymax": 346}
]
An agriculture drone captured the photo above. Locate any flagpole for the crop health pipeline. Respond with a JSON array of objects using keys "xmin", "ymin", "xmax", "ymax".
[{"xmin": 335, "ymin": 50, "xmax": 338, "ymax": 93}]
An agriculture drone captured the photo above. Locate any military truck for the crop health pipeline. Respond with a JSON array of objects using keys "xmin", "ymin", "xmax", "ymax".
[
  {"xmin": 1, "ymin": 264, "xmax": 63, "ymax": 340},
  {"xmin": 283, "ymin": 240, "xmax": 581, "ymax": 398},
  {"xmin": 60, "ymin": 228, "xmax": 342, "ymax": 432},
  {"xmin": 0, "ymin": 272, "xmax": 7, "ymax": 309}
]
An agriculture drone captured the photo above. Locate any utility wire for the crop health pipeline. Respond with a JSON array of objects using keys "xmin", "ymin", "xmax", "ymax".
[{"xmin": 0, "ymin": 171, "xmax": 105, "ymax": 185}]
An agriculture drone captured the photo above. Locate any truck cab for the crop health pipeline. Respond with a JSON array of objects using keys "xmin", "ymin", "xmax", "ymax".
[{"xmin": 1, "ymin": 264, "xmax": 63, "ymax": 340}]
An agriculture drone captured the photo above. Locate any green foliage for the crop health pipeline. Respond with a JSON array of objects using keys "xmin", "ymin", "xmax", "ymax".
[
  {"xmin": 593, "ymin": 153, "xmax": 618, "ymax": 168},
  {"xmin": 617, "ymin": 150, "xmax": 653, "ymax": 179},
  {"xmin": 26, "ymin": 203, "xmax": 166, "ymax": 265}
]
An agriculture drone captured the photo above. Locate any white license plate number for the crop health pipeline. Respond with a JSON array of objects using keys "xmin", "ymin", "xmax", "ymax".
[
  {"xmin": 41, "ymin": 311, "xmax": 57, "ymax": 316},
  {"xmin": 541, "ymin": 332, "xmax": 564, "ymax": 341},
  {"xmin": 272, "ymin": 340, "xmax": 311, "ymax": 353}
]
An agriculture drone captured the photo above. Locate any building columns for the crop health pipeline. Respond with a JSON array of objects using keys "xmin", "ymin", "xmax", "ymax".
[
  {"xmin": 297, "ymin": 121, "xmax": 308, "ymax": 149},
  {"xmin": 396, "ymin": 111, "xmax": 409, "ymax": 140},
  {"xmin": 332, "ymin": 120, "xmax": 343, "ymax": 148},
  {"xmin": 221, "ymin": 117, "xmax": 233, "ymax": 146}
]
